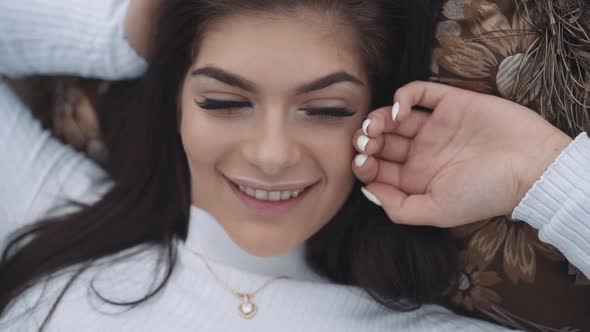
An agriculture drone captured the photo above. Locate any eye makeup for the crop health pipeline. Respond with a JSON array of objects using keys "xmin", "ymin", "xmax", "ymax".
[
  {"xmin": 194, "ymin": 98, "xmax": 356, "ymax": 122},
  {"xmin": 301, "ymin": 107, "xmax": 355, "ymax": 118},
  {"xmin": 299, "ymin": 107, "xmax": 356, "ymax": 123},
  {"xmin": 195, "ymin": 98, "xmax": 252, "ymax": 110}
]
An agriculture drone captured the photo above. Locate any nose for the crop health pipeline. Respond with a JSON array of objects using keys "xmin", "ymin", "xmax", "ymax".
[{"xmin": 242, "ymin": 112, "xmax": 301, "ymax": 176}]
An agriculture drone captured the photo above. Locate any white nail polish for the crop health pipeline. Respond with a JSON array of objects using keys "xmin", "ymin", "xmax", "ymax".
[
  {"xmin": 361, "ymin": 187, "xmax": 382, "ymax": 206},
  {"xmin": 362, "ymin": 119, "xmax": 371, "ymax": 136},
  {"xmin": 392, "ymin": 102, "xmax": 400, "ymax": 122},
  {"xmin": 356, "ymin": 135, "xmax": 370, "ymax": 152},
  {"xmin": 354, "ymin": 154, "xmax": 368, "ymax": 167}
]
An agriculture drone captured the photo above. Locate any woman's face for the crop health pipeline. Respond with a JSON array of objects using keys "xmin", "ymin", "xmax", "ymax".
[{"xmin": 179, "ymin": 10, "xmax": 371, "ymax": 256}]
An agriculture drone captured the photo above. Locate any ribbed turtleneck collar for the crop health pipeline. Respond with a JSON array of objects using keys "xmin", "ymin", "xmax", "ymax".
[{"xmin": 182, "ymin": 206, "xmax": 323, "ymax": 281}]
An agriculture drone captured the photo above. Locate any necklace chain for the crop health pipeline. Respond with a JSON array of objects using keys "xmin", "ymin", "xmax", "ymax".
[{"xmin": 190, "ymin": 250, "xmax": 289, "ymax": 319}]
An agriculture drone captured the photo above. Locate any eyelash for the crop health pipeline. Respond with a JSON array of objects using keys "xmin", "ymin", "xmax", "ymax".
[
  {"xmin": 301, "ymin": 107, "xmax": 355, "ymax": 119},
  {"xmin": 195, "ymin": 99, "xmax": 251, "ymax": 112},
  {"xmin": 195, "ymin": 98, "xmax": 355, "ymax": 121}
]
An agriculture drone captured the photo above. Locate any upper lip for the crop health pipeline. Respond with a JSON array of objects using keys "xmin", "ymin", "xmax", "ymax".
[{"xmin": 226, "ymin": 176, "xmax": 317, "ymax": 191}]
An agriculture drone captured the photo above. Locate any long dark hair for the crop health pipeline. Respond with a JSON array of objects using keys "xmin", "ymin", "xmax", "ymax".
[{"xmin": 0, "ymin": 0, "xmax": 449, "ymax": 327}]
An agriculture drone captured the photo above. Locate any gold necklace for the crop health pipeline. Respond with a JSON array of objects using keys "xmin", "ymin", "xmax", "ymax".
[{"xmin": 191, "ymin": 251, "xmax": 289, "ymax": 319}]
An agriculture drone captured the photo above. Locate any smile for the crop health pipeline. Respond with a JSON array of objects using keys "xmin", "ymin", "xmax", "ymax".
[
  {"xmin": 237, "ymin": 185, "xmax": 304, "ymax": 201},
  {"xmin": 225, "ymin": 176, "xmax": 318, "ymax": 216}
]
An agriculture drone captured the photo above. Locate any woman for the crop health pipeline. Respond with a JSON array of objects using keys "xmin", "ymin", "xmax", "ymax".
[
  {"xmin": 14, "ymin": 1, "xmax": 586, "ymax": 330},
  {"xmin": 0, "ymin": 0, "xmax": 507, "ymax": 331}
]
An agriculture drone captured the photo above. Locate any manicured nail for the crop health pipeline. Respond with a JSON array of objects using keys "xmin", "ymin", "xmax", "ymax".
[
  {"xmin": 356, "ymin": 135, "xmax": 370, "ymax": 152},
  {"xmin": 392, "ymin": 102, "xmax": 400, "ymax": 122},
  {"xmin": 361, "ymin": 187, "xmax": 382, "ymax": 206},
  {"xmin": 354, "ymin": 154, "xmax": 368, "ymax": 167},
  {"xmin": 362, "ymin": 119, "xmax": 371, "ymax": 136}
]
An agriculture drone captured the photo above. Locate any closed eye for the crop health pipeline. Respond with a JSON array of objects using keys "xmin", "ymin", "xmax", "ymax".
[
  {"xmin": 195, "ymin": 98, "xmax": 252, "ymax": 110},
  {"xmin": 195, "ymin": 99, "xmax": 355, "ymax": 122},
  {"xmin": 300, "ymin": 107, "xmax": 356, "ymax": 123},
  {"xmin": 302, "ymin": 107, "xmax": 355, "ymax": 117}
]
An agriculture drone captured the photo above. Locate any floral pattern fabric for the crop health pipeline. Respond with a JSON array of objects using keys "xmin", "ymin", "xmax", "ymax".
[{"xmin": 431, "ymin": 1, "xmax": 590, "ymax": 331}]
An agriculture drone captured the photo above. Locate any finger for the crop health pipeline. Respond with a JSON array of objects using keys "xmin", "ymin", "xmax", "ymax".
[
  {"xmin": 393, "ymin": 81, "xmax": 457, "ymax": 112},
  {"xmin": 352, "ymin": 154, "xmax": 378, "ymax": 184},
  {"xmin": 352, "ymin": 129, "xmax": 384, "ymax": 156},
  {"xmin": 362, "ymin": 106, "xmax": 391, "ymax": 137},
  {"xmin": 59, "ymin": 111, "xmax": 86, "ymax": 148},
  {"xmin": 363, "ymin": 103, "xmax": 407, "ymax": 136},
  {"xmin": 374, "ymin": 134, "xmax": 411, "ymax": 163},
  {"xmin": 372, "ymin": 160, "xmax": 402, "ymax": 187},
  {"xmin": 393, "ymin": 110, "xmax": 430, "ymax": 138},
  {"xmin": 353, "ymin": 157, "xmax": 403, "ymax": 188},
  {"xmin": 365, "ymin": 106, "xmax": 430, "ymax": 138},
  {"xmin": 73, "ymin": 93, "xmax": 100, "ymax": 139},
  {"xmin": 361, "ymin": 183, "xmax": 443, "ymax": 226}
]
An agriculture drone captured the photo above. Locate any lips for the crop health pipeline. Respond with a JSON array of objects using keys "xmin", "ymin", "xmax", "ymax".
[{"xmin": 225, "ymin": 176, "xmax": 317, "ymax": 215}]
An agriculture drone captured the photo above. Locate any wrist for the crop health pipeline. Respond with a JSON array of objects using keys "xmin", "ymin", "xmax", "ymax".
[
  {"xmin": 513, "ymin": 131, "xmax": 573, "ymax": 210},
  {"xmin": 512, "ymin": 132, "xmax": 590, "ymax": 230}
]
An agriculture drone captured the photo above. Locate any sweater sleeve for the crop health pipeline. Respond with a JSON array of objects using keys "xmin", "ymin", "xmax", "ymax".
[
  {"xmin": 0, "ymin": 82, "xmax": 110, "ymax": 248},
  {"xmin": 0, "ymin": 0, "xmax": 143, "ymax": 247},
  {"xmin": 512, "ymin": 132, "xmax": 590, "ymax": 277},
  {"xmin": 0, "ymin": 0, "xmax": 146, "ymax": 79}
]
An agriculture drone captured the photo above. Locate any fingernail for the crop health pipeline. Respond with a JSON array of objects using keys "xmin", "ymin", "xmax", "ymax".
[
  {"xmin": 361, "ymin": 187, "xmax": 382, "ymax": 206},
  {"xmin": 356, "ymin": 135, "xmax": 370, "ymax": 152},
  {"xmin": 362, "ymin": 119, "xmax": 371, "ymax": 136},
  {"xmin": 354, "ymin": 154, "xmax": 368, "ymax": 167},
  {"xmin": 392, "ymin": 102, "xmax": 400, "ymax": 122}
]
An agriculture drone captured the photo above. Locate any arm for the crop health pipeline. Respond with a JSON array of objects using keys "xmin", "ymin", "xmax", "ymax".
[
  {"xmin": 0, "ymin": 82, "xmax": 109, "ymax": 248},
  {"xmin": 0, "ymin": 0, "xmax": 149, "ymax": 246},
  {"xmin": 512, "ymin": 132, "xmax": 590, "ymax": 277},
  {"xmin": 0, "ymin": 0, "xmax": 146, "ymax": 79}
]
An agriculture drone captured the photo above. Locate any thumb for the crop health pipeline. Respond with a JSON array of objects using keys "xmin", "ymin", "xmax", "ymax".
[{"xmin": 361, "ymin": 183, "xmax": 443, "ymax": 227}]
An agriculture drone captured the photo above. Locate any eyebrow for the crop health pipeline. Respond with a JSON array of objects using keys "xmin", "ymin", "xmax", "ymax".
[
  {"xmin": 191, "ymin": 66, "xmax": 256, "ymax": 92},
  {"xmin": 191, "ymin": 66, "xmax": 364, "ymax": 94},
  {"xmin": 296, "ymin": 72, "xmax": 364, "ymax": 94}
]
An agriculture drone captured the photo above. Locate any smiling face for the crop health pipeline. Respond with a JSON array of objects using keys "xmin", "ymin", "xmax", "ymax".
[{"xmin": 179, "ymin": 9, "xmax": 371, "ymax": 256}]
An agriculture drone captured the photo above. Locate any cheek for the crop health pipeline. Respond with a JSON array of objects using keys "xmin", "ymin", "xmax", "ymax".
[
  {"xmin": 180, "ymin": 114, "xmax": 205, "ymax": 159},
  {"xmin": 304, "ymin": 125, "xmax": 357, "ymax": 188},
  {"xmin": 179, "ymin": 109, "xmax": 226, "ymax": 176}
]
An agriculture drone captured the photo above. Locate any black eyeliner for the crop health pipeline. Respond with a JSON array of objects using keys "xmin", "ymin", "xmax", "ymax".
[
  {"xmin": 195, "ymin": 98, "xmax": 251, "ymax": 110},
  {"xmin": 302, "ymin": 107, "xmax": 355, "ymax": 117}
]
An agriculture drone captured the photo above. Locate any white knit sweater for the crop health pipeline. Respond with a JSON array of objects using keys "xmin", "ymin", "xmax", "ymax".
[{"xmin": 0, "ymin": 1, "xmax": 586, "ymax": 331}]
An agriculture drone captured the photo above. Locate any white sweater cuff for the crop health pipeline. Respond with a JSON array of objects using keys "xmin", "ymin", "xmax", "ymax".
[
  {"xmin": 0, "ymin": 0, "xmax": 146, "ymax": 79},
  {"xmin": 512, "ymin": 132, "xmax": 590, "ymax": 276}
]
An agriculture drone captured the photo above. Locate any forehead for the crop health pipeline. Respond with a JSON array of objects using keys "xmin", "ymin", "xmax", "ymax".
[{"xmin": 193, "ymin": 10, "xmax": 367, "ymax": 85}]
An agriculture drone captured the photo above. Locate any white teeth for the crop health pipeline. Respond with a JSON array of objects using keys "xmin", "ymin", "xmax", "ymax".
[
  {"xmin": 268, "ymin": 191, "xmax": 282, "ymax": 201},
  {"xmin": 237, "ymin": 185, "xmax": 304, "ymax": 201},
  {"xmin": 246, "ymin": 187, "xmax": 256, "ymax": 196},
  {"xmin": 255, "ymin": 190, "xmax": 268, "ymax": 200}
]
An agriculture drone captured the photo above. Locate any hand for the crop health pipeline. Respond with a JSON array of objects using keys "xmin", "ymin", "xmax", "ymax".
[
  {"xmin": 353, "ymin": 81, "xmax": 572, "ymax": 227},
  {"xmin": 53, "ymin": 81, "xmax": 111, "ymax": 161},
  {"xmin": 125, "ymin": 0, "xmax": 162, "ymax": 58}
]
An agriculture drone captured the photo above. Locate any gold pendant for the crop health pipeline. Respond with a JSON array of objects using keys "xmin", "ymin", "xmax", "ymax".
[{"xmin": 238, "ymin": 295, "xmax": 257, "ymax": 319}]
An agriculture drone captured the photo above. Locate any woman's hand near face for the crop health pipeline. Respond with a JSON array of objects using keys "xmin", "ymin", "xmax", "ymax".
[
  {"xmin": 353, "ymin": 81, "xmax": 573, "ymax": 228},
  {"xmin": 125, "ymin": 0, "xmax": 162, "ymax": 58}
]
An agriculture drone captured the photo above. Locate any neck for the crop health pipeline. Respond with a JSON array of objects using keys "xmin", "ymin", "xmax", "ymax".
[{"xmin": 183, "ymin": 206, "xmax": 322, "ymax": 281}]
